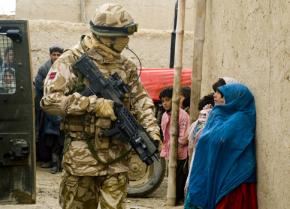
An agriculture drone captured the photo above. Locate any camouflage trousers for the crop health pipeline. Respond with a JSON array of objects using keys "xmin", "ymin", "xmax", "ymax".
[{"xmin": 59, "ymin": 170, "xmax": 128, "ymax": 209}]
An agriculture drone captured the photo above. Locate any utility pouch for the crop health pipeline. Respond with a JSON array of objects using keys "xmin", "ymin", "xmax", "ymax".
[
  {"xmin": 94, "ymin": 118, "xmax": 111, "ymax": 149},
  {"xmin": 63, "ymin": 114, "xmax": 95, "ymax": 135}
]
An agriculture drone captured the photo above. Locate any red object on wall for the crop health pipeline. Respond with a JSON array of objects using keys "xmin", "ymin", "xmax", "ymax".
[{"xmin": 139, "ymin": 68, "xmax": 192, "ymax": 102}]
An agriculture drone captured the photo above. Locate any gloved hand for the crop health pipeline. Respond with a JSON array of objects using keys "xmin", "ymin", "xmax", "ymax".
[
  {"xmin": 95, "ymin": 98, "xmax": 117, "ymax": 121},
  {"xmin": 150, "ymin": 133, "xmax": 161, "ymax": 151}
]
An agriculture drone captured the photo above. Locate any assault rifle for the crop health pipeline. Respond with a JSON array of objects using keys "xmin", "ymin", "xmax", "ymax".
[{"xmin": 73, "ymin": 54, "xmax": 159, "ymax": 165}]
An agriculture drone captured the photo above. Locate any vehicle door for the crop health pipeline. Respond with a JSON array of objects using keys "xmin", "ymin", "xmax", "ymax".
[{"xmin": 0, "ymin": 20, "xmax": 36, "ymax": 204}]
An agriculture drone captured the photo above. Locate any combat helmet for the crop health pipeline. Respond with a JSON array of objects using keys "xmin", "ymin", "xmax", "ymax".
[{"xmin": 90, "ymin": 3, "xmax": 138, "ymax": 37}]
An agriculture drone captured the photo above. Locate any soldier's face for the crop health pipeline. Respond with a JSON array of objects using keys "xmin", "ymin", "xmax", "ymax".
[
  {"xmin": 112, "ymin": 36, "xmax": 129, "ymax": 52},
  {"xmin": 99, "ymin": 36, "xmax": 129, "ymax": 52}
]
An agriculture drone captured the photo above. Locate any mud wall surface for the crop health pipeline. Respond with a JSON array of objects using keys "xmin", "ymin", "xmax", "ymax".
[
  {"xmin": 15, "ymin": 0, "xmax": 195, "ymax": 76},
  {"xmin": 16, "ymin": 0, "xmax": 194, "ymax": 31},
  {"xmin": 199, "ymin": 1, "xmax": 290, "ymax": 209},
  {"xmin": 27, "ymin": 20, "xmax": 194, "ymax": 77}
]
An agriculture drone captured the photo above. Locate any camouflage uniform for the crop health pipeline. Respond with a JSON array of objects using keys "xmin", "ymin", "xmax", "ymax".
[{"xmin": 41, "ymin": 3, "xmax": 160, "ymax": 209}]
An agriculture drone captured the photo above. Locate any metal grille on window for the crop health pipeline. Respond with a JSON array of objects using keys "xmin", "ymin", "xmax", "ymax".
[{"xmin": 0, "ymin": 35, "xmax": 16, "ymax": 94}]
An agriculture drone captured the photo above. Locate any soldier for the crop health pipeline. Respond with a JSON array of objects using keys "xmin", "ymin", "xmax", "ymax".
[{"xmin": 41, "ymin": 3, "xmax": 160, "ymax": 209}]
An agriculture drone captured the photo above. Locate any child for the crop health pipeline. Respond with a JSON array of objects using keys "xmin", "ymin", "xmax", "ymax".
[
  {"xmin": 159, "ymin": 87, "xmax": 190, "ymax": 205},
  {"xmin": 0, "ymin": 68, "xmax": 16, "ymax": 94},
  {"xmin": 187, "ymin": 93, "xmax": 214, "ymax": 164},
  {"xmin": 2, "ymin": 46, "xmax": 15, "ymax": 69},
  {"xmin": 184, "ymin": 93, "xmax": 214, "ymax": 195},
  {"xmin": 180, "ymin": 86, "xmax": 191, "ymax": 113}
]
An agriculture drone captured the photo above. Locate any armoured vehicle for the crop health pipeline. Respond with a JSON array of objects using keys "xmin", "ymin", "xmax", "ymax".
[{"xmin": 0, "ymin": 20, "xmax": 36, "ymax": 204}]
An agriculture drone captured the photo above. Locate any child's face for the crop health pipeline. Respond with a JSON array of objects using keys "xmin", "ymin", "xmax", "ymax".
[
  {"xmin": 4, "ymin": 72, "xmax": 14, "ymax": 84},
  {"xmin": 179, "ymin": 95, "xmax": 185, "ymax": 108},
  {"xmin": 198, "ymin": 109, "xmax": 211, "ymax": 123},
  {"xmin": 161, "ymin": 97, "xmax": 172, "ymax": 111}
]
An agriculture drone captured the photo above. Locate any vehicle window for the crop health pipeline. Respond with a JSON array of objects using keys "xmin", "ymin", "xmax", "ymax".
[{"xmin": 0, "ymin": 35, "xmax": 16, "ymax": 94}]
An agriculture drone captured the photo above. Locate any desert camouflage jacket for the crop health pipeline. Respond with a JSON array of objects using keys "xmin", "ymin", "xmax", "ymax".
[{"xmin": 41, "ymin": 34, "xmax": 160, "ymax": 176}]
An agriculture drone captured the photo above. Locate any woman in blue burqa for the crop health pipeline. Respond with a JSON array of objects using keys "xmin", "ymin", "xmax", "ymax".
[{"xmin": 184, "ymin": 83, "xmax": 258, "ymax": 209}]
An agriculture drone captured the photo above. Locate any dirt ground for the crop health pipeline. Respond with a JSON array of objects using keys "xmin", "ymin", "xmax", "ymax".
[{"xmin": 0, "ymin": 166, "xmax": 183, "ymax": 209}]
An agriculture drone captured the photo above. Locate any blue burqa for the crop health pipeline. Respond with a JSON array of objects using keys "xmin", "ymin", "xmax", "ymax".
[{"xmin": 184, "ymin": 83, "xmax": 256, "ymax": 209}]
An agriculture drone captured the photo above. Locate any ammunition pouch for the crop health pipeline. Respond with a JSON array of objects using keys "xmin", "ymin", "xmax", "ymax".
[
  {"xmin": 62, "ymin": 114, "xmax": 95, "ymax": 135},
  {"xmin": 62, "ymin": 115, "xmax": 131, "ymax": 165}
]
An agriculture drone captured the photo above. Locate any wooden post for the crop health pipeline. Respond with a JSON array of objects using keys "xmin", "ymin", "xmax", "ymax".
[
  {"xmin": 190, "ymin": 0, "xmax": 207, "ymax": 123},
  {"xmin": 166, "ymin": 0, "xmax": 186, "ymax": 206}
]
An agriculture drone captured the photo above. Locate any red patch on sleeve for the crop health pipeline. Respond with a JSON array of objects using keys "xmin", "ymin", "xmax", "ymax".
[{"xmin": 49, "ymin": 72, "xmax": 57, "ymax": 79}]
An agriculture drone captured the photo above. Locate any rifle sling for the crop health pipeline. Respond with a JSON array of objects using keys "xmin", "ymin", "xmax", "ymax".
[{"xmin": 85, "ymin": 133, "xmax": 131, "ymax": 165}]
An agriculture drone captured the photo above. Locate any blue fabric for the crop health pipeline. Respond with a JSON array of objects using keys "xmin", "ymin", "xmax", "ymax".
[
  {"xmin": 35, "ymin": 59, "xmax": 52, "ymax": 129},
  {"xmin": 43, "ymin": 114, "xmax": 62, "ymax": 136},
  {"xmin": 35, "ymin": 59, "xmax": 52, "ymax": 99},
  {"xmin": 185, "ymin": 83, "xmax": 256, "ymax": 209}
]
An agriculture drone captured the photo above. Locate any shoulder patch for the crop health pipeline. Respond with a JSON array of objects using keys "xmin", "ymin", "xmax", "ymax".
[{"xmin": 49, "ymin": 72, "xmax": 57, "ymax": 79}]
